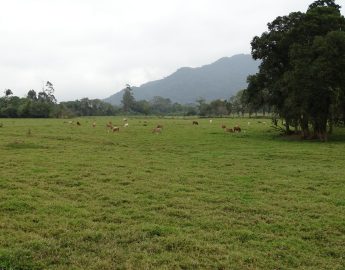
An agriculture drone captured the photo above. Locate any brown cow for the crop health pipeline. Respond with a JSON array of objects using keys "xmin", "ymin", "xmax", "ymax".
[
  {"xmin": 192, "ymin": 121, "xmax": 199, "ymax": 125},
  {"xmin": 233, "ymin": 125, "xmax": 241, "ymax": 132},
  {"xmin": 152, "ymin": 127, "xmax": 162, "ymax": 133},
  {"xmin": 112, "ymin": 126, "xmax": 120, "ymax": 132},
  {"xmin": 77, "ymin": 121, "xmax": 81, "ymax": 126},
  {"xmin": 106, "ymin": 122, "xmax": 113, "ymax": 129},
  {"xmin": 225, "ymin": 128, "xmax": 234, "ymax": 133},
  {"xmin": 221, "ymin": 124, "xmax": 226, "ymax": 129}
]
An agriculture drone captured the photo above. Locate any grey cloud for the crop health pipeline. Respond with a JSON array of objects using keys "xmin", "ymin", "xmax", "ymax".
[{"xmin": 0, "ymin": 0, "xmax": 340, "ymax": 101}]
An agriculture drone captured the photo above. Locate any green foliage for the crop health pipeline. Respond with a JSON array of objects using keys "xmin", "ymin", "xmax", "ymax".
[
  {"xmin": 0, "ymin": 89, "xmax": 120, "ymax": 118},
  {"xmin": 246, "ymin": 0, "xmax": 345, "ymax": 140},
  {"xmin": 121, "ymin": 84, "xmax": 136, "ymax": 112},
  {"xmin": 149, "ymin": 96, "xmax": 173, "ymax": 114},
  {"xmin": 0, "ymin": 83, "xmax": 59, "ymax": 118},
  {"xmin": 60, "ymin": 98, "xmax": 120, "ymax": 117},
  {"xmin": 4, "ymin": 89, "xmax": 13, "ymax": 97},
  {"xmin": 26, "ymin": 90, "xmax": 37, "ymax": 100},
  {"xmin": 196, "ymin": 98, "xmax": 233, "ymax": 117},
  {"xmin": 0, "ymin": 86, "xmax": 250, "ymax": 118}
]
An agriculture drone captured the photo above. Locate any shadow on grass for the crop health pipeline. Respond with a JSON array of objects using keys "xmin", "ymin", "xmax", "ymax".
[
  {"xmin": 272, "ymin": 132, "xmax": 345, "ymax": 144},
  {"xmin": 5, "ymin": 141, "xmax": 48, "ymax": 149}
]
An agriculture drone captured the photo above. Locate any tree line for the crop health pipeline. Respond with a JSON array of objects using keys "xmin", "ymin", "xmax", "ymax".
[
  {"xmin": 0, "ymin": 82, "xmax": 119, "ymax": 118},
  {"xmin": 1, "ymin": 82, "xmax": 255, "ymax": 118},
  {"xmin": 0, "ymin": 82, "xmax": 57, "ymax": 118},
  {"xmin": 244, "ymin": 0, "xmax": 345, "ymax": 140},
  {"xmin": 120, "ymin": 84, "xmax": 262, "ymax": 117}
]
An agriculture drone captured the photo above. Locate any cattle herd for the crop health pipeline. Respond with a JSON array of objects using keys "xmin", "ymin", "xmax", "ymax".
[{"xmin": 66, "ymin": 119, "xmax": 242, "ymax": 134}]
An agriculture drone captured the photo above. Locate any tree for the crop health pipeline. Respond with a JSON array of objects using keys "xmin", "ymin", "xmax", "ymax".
[
  {"xmin": 209, "ymin": 99, "xmax": 228, "ymax": 116},
  {"xmin": 246, "ymin": 0, "xmax": 345, "ymax": 140},
  {"xmin": 121, "ymin": 84, "xmax": 135, "ymax": 113},
  {"xmin": 4, "ymin": 89, "xmax": 13, "ymax": 97},
  {"xmin": 44, "ymin": 81, "xmax": 57, "ymax": 103},
  {"xmin": 245, "ymin": 74, "xmax": 270, "ymax": 116},
  {"xmin": 230, "ymin": 91, "xmax": 247, "ymax": 117},
  {"xmin": 308, "ymin": 0, "xmax": 341, "ymax": 9},
  {"xmin": 196, "ymin": 98, "xmax": 210, "ymax": 116},
  {"xmin": 134, "ymin": 100, "xmax": 151, "ymax": 115},
  {"xmin": 150, "ymin": 96, "xmax": 172, "ymax": 114},
  {"xmin": 27, "ymin": 90, "xmax": 37, "ymax": 100}
]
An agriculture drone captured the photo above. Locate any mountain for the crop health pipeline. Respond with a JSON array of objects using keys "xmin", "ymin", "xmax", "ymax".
[{"xmin": 104, "ymin": 54, "xmax": 258, "ymax": 105}]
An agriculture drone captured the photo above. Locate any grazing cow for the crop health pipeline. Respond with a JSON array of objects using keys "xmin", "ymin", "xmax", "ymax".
[
  {"xmin": 77, "ymin": 121, "xmax": 81, "ymax": 126},
  {"xmin": 233, "ymin": 125, "xmax": 241, "ymax": 132},
  {"xmin": 225, "ymin": 128, "xmax": 234, "ymax": 133},
  {"xmin": 112, "ymin": 126, "xmax": 120, "ymax": 132},
  {"xmin": 92, "ymin": 122, "xmax": 96, "ymax": 128},
  {"xmin": 106, "ymin": 122, "xmax": 113, "ymax": 129},
  {"xmin": 124, "ymin": 123, "xmax": 129, "ymax": 127},
  {"xmin": 157, "ymin": 124, "xmax": 163, "ymax": 129},
  {"xmin": 152, "ymin": 127, "xmax": 162, "ymax": 133},
  {"xmin": 221, "ymin": 124, "xmax": 226, "ymax": 129},
  {"xmin": 106, "ymin": 122, "xmax": 115, "ymax": 133},
  {"xmin": 192, "ymin": 121, "xmax": 199, "ymax": 125},
  {"xmin": 123, "ymin": 118, "xmax": 127, "ymax": 122}
]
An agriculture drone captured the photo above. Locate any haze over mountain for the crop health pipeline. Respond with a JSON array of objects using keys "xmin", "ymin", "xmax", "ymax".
[{"xmin": 104, "ymin": 54, "xmax": 258, "ymax": 105}]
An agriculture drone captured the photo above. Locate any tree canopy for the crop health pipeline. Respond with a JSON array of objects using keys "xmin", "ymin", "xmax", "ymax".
[
  {"xmin": 121, "ymin": 84, "xmax": 136, "ymax": 113},
  {"xmin": 245, "ymin": 0, "xmax": 345, "ymax": 140}
]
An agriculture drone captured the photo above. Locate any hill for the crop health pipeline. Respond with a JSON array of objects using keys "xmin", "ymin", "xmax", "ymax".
[{"xmin": 104, "ymin": 54, "xmax": 258, "ymax": 105}]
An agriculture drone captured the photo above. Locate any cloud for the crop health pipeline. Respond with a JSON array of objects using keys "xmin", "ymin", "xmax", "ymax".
[{"xmin": 0, "ymin": 0, "xmax": 335, "ymax": 101}]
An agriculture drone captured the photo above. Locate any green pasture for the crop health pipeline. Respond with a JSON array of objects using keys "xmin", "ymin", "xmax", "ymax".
[{"xmin": 0, "ymin": 117, "xmax": 344, "ymax": 269}]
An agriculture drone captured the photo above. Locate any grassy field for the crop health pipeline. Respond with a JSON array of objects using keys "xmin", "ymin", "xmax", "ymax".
[{"xmin": 0, "ymin": 117, "xmax": 344, "ymax": 270}]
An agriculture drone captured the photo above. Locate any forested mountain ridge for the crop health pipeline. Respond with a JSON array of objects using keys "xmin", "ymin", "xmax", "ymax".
[{"xmin": 104, "ymin": 54, "xmax": 258, "ymax": 104}]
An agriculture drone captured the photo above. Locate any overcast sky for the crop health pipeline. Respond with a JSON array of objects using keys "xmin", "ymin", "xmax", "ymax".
[{"xmin": 0, "ymin": 0, "xmax": 343, "ymax": 101}]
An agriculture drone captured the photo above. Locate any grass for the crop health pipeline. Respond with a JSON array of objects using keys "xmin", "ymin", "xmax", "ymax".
[{"xmin": 0, "ymin": 117, "xmax": 344, "ymax": 269}]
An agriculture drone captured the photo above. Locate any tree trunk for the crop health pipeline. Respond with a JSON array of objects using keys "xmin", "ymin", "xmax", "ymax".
[
  {"xmin": 313, "ymin": 118, "xmax": 328, "ymax": 142},
  {"xmin": 328, "ymin": 120, "xmax": 333, "ymax": 134},
  {"xmin": 294, "ymin": 124, "xmax": 298, "ymax": 134},
  {"xmin": 300, "ymin": 116, "xmax": 310, "ymax": 139},
  {"xmin": 285, "ymin": 120, "xmax": 291, "ymax": 134}
]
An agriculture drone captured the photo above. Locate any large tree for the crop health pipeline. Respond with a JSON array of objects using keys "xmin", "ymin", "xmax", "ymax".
[
  {"xmin": 121, "ymin": 84, "xmax": 135, "ymax": 113},
  {"xmin": 247, "ymin": 0, "xmax": 345, "ymax": 140}
]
